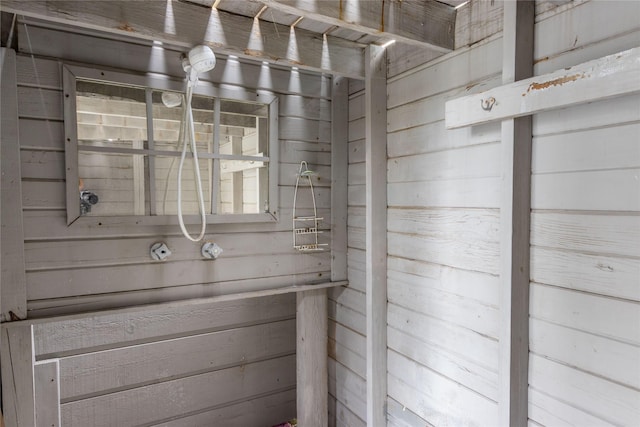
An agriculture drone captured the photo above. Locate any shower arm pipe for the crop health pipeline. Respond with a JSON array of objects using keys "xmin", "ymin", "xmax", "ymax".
[{"xmin": 177, "ymin": 82, "xmax": 208, "ymax": 242}]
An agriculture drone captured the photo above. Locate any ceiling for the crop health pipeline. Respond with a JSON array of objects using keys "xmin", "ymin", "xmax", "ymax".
[{"xmin": 0, "ymin": 0, "xmax": 464, "ymax": 79}]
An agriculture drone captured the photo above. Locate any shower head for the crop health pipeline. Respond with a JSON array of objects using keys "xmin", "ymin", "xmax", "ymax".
[
  {"xmin": 188, "ymin": 45, "xmax": 216, "ymax": 74},
  {"xmin": 161, "ymin": 92, "xmax": 182, "ymax": 108}
]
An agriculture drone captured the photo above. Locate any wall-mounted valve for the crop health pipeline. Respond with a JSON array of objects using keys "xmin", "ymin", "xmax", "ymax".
[
  {"xmin": 201, "ymin": 242, "xmax": 223, "ymax": 259},
  {"xmin": 79, "ymin": 190, "xmax": 99, "ymax": 215},
  {"xmin": 150, "ymin": 242, "xmax": 172, "ymax": 261}
]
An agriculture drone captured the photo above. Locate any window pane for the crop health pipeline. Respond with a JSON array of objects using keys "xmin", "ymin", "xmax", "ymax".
[
  {"xmin": 78, "ymin": 152, "xmax": 148, "ymax": 216},
  {"xmin": 218, "ymin": 159, "xmax": 267, "ymax": 214},
  {"xmin": 220, "ymin": 99, "xmax": 268, "ymax": 158},
  {"xmin": 151, "ymin": 92, "xmax": 214, "ymax": 154},
  {"xmin": 76, "ymin": 81, "xmax": 147, "ymax": 149},
  {"xmin": 154, "ymin": 156, "xmax": 213, "ymax": 216}
]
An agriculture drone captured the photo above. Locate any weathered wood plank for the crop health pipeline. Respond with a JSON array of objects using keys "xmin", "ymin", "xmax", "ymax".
[
  {"xmin": 59, "ymin": 319, "xmax": 295, "ymax": 400},
  {"xmin": 328, "ymin": 297, "xmax": 366, "ymax": 336},
  {"xmin": 388, "ymin": 73, "xmax": 502, "ymax": 133},
  {"xmin": 29, "ymin": 293, "xmax": 295, "ymax": 356},
  {"xmin": 296, "ymin": 288, "xmax": 328, "ymax": 426},
  {"xmin": 34, "ymin": 359, "xmax": 61, "ymax": 427},
  {"xmin": 499, "ymin": 3, "xmax": 534, "ymax": 425},
  {"xmin": 387, "ymin": 212, "xmax": 500, "ymax": 275},
  {"xmin": 530, "ymin": 318, "xmax": 640, "ymax": 390},
  {"xmin": 18, "ymin": 118, "xmax": 65, "ymax": 151},
  {"xmin": 1, "ymin": 48, "xmax": 28, "ymax": 321},
  {"xmin": 387, "ymin": 36, "xmax": 502, "ymax": 109},
  {"xmin": 328, "ymin": 358, "xmax": 367, "ymax": 422},
  {"xmin": 387, "ymin": 326, "xmax": 498, "ymax": 402},
  {"xmin": 331, "ymin": 76, "xmax": 348, "ymax": 282},
  {"xmin": 154, "ymin": 388, "xmax": 296, "ymax": 427},
  {"xmin": 387, "ymin": 257, "xmax": 500, "ymax": 307},
  {"xmin": 532, "ymin": 92, "xmax": 640, "ymax": 137},
  {"xmin": 534, "ymin": 1, "xmax": 640, "ymax": 74},
  {"xmin": 61, "ymin": 355, "xmax": 296, "ymax": 427},
  {"xmin": 0, "ymin": 324, "xmax": 36, "ymax": 427},
  {"xmin": 7, "ymin": 1, "xmax": 366, "ymax": 78},
  {"xmin": 387, "ymin": 142, "xmax": 501, "ymax": 183},
  {"xmin": 252, "ymin": 0, "xmax": 455, "ymax": 52},
  {"xmin": 446, "ymin": 47, "xmax": 640, "ymax": 129},
  {"xmin": 531, "ymin": 212, "xmax": 640, "ymax": 258},
  {"xmin": 387, "ymin": 120, "xmax": 500, "ymax": 159},
  {"xmin": 531, "ymin": 246, "xmax": 640, "ymax": 301},
  {"xmin": 387, "ymin": 303, "xmax": 498, "ymax": 372},
  {"xmin": 529, "ymin": 354, "xmax": 640, "ymax": 426},
  {"xmin": 532, "ymin": 122, "xmax": 640, "ymax": 174},
  {"xmin": 530, "ymin": 283, "xmax": 640, "ymax": 345},
  {"xmin": 528, "ymin": 386, "xmax": 616, "ymax": 427},
  {"xmin": 27, "ymin": 253, "xmax": 331, "ymax": 300},
  {"xmin": 17, "ymin": 86, "xmax": 63, "ymax": 120},
  {"xmin": 387, "ymin": 177, "xmax": 502, "ymax": 209},
  {"xmin": 387, "ymin": 351, "xmax": 499, "ymax": 426},
  {"xmin": 27, "ymin": 273, "xmax": 331, "ymax": 318},
  {"xmin": 531, "ymin": 169, "xmax": 640, "ymax": 211},
  {"xmin": 365, "ymin": 45, "xmax": 387, "ymax": 427},
  {"xmin": 388, "ymin": 277, "xmax": 499, "ymax": 339},
  {"xmin": 387, "ymin": 396, "xmax": 432, "ymax": 427}
]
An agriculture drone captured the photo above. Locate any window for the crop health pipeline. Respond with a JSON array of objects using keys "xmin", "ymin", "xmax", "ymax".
[{"xmin": 63, "ymin": 65, "xmax": 279, "ymax": 225}]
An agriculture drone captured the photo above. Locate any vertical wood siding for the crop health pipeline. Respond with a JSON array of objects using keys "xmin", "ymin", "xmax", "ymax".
[
  {"xmin": 328, "ymin": 79, "xmax": 368, "ymax": 427},
  {"xmin": 527, "ymin": 1, "xmax": 640, "ymax": 424}
]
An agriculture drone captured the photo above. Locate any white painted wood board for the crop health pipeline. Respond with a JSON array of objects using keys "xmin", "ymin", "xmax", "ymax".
[
  {"xmin": 1, "ymin": 48, "xmax": 28, "ymax": 321},
  {"xmin": 530, "ymin": 246, "xmax": 640, "ymax": 301},
  {"xmin": 531, "ymin": 212, "xmax": 640, "ymax": 258},
  {"xmin": 530, "ymin": 283, "xmax": 640, "ymax": 345},
  {"xmin": 528, "ymin": 386, "xmax": 617, "ymax": 427},
  {"xmin": 387, "ymin": 303, "xmax": 498, "ymax": 372},
  {"xmin": 446, "ymin": 47, "xmax": 640, "ymax": 129},
  {"xmin": 387, "ymin": 351, "xmax": 499, "ymax": 426},
  {"xmin": 387, "ymin": 327, "xmax": 498, "ymax": 402},
  {"xmin": 387, "ymin": 36, "xmax": 502, "ymax": 109},
  {"xmin": 387, "ymin": 257, "xmax": 500, "ymax": 308},
  {"xmin": 530, "ymin": 318, "xmax": 640, "ymax": 390},
  {"xmin": 34, "ymin": 359, "xmax": 61, "ymax": 427},
  {"xmin": 328, "ymin": 358, "xmax": 367, "ymax": 422},
  {"xmin": 529, "ymin": 354, "xmax": 640, "ymax": 426}
]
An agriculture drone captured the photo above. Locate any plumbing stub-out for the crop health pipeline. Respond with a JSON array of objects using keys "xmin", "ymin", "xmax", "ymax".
[
  {"xmin": 150, "ymin": 242, "xmax": 172, "ymax": 261},
  {"xmin": 201, "ymin": 242, "xmax": 223, "ymax": 259}
]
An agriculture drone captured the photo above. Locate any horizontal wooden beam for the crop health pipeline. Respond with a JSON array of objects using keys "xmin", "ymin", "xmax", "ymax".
[
  {"xmin": 445, "ymin": 47, "xmax": 640, "ymax": 129},
  {"xmin": 254, "ymin": 0, "xmax": 455, "ymax": 52},
  {"xmin": 0, "ymin": 0, "xmax": 365, "ymax": 78}
]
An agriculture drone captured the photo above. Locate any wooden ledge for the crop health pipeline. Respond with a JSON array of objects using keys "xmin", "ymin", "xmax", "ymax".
[{"xmin": 1, "ymin": 281, "xmax": 349, "ymax": 328}]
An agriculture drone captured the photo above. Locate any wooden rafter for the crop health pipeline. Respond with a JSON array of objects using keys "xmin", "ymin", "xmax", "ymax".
[
  {"xmin": 251, "ymin": 0, "xmax": 455, "ymax": 52},
  {"xmin": 0, "ymin": 0, "xmax": 365, "ymax": 78}
]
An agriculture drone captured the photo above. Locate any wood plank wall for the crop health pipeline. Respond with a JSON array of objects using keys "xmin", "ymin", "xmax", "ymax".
[
  {"xmin": 527, "ymin": 1, "xmax": 640, "ymax": 425},
  {"xmin": 327, "ymin": 79, "xmax": 368, "ymax": 427},
  {"xmin": 385, "ymin": 33, "xmax": 503, "ymax": 426},
  {"xmin": 8, "ymin": 19, "xmax": 339, "ymax": 426},
  {"xmin": 28, "ymin": 294, "xmax": 298, "ymax": 427},
  {"xmin": 15, "ymin": 22, "xmax": 333, "ymax": 317},
  {"xmin": 379, "ymin": 1, "xmax": 640, "ymax": 426}
]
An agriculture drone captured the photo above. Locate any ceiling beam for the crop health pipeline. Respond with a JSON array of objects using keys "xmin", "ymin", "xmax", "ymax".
[
  {"xmin": 0, "ymin": 0, "xmax": 365, "ymax": 78},
  {"xmin": 253, "ymin": 0, "xmax": 455, "ymax": 52}
]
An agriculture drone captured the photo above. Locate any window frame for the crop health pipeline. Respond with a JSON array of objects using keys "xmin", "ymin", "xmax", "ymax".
[{"xmin": 63, "ymin": 64, "xmax": 279, "ymax": 226}]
